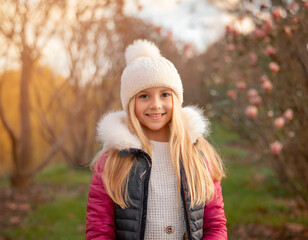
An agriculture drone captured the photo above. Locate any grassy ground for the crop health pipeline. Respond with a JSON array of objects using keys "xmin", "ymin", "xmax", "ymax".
[
  {"xmin": 0, "ymin": 164, "xmax": 91, "ymax": 240},
  {"xmin": 0, "ymin": 122, "xmax": 307, "ymax": 239}
]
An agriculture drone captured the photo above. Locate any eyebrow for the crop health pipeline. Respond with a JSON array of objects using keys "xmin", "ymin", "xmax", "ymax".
[
  {"xmin": 138, "ymin": 88, "xmax": 171, "ymax": 94},
  {"xmin": 160, "ymin": 88, "xmax": 171, "ymax": 92}
]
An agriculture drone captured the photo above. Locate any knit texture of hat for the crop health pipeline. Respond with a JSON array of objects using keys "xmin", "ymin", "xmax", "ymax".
[{"xmin": 120, "ymin": 39, "xmax": 183, "ymax": 112}]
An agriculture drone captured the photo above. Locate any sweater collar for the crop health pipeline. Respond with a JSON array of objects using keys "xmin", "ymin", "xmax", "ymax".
[{"xmin": 97, "ymin": 106, "xmax": 210, "ymax": 152}]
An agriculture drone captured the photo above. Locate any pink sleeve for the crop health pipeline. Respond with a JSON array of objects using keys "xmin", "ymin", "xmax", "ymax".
[
  {"xmin": 202, "ymin": 180, "xmax": 227, "ymax": 240},
  {"xmin": 86, "ymin": 154, "xmax": 116, "ymax": 240}
]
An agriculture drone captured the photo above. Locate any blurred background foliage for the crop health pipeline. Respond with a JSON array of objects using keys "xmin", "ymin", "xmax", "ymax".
[{"xmin": 0, "ymin": 0, "xmax": 307, "ymax": 239}]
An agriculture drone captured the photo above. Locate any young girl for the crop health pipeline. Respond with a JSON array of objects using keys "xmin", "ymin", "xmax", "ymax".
[{"xmin": 86, "ymin": 39, "xmax": 227, "ymax": 240}]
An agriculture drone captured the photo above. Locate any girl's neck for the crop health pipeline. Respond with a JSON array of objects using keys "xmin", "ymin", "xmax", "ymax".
[{"xmin": 142, "ymin": 125, "xmax": 170, "ymax": 142}]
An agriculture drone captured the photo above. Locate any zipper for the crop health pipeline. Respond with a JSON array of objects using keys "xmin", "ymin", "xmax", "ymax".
[
  {"xmin": 181, "ymin": 172, "xmax": 193, "ymax": 240},
  {"xmin": 137, "ymin": 174, "xmax": 145, "ymax": 240},
  {"xmin": 138, "ymin": 151, "xmax": 152, "ymax": 240}
]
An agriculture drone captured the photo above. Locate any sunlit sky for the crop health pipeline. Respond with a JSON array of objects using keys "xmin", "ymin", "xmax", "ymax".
[
  {"xmin": 125, "ymin": 0, "xmax": 229, "ymax": 52},
  {"xmin": 40, "ymin": 0, "xmax": 235, "ymax": 77}
]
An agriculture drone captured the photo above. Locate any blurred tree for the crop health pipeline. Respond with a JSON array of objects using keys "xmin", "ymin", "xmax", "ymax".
[
  {"xmin": 0, "ymin": 0, "xmax": 183, "ymax": 189},
  {"xmin": 197, "ymin": 0, "xmax": 308, "ymax": 205},
  {"xmin": 0, "ymin": 0, "xmax": 69, "ymax": 188}
]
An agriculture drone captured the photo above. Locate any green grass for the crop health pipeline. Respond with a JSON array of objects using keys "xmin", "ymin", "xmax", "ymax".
[
  {"xmin": 210, "ymin": 121, "xmax": 241, "ymax": 145},
  {"xmin": 0, "ymin": 175, "xmax": 9, "ymax": 187},
  {"xmin": 35, "ymin": 162, "xmax": 92, "ymax": 186},
  {"xmin": 1, "ymin": 163, "xmax": 93, "ymax": 240},
  {"xmin": 10, "ymin": 196, "xmax": 87, "ymax": 240},
  {"xmin": 209, "ymin": 121, "xmax": 247, "ymax": 159},
  {"xmin": 0, "ymin": 163, "xmax": 92, "ymax": 187},
  {"xmin": 222, "ymin": 161, "xmax": 285, "ymax": 227}
]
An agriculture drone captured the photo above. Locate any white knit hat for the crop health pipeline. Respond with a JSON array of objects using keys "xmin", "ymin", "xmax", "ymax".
[{"xmin": 120, "ymin": 39, "xmax": 183, "ymax": 112}]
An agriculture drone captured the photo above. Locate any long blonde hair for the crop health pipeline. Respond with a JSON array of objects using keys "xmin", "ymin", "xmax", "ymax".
[{"xmin": 93, "ymin": 93, "xmax": 225, "ymax": 209}]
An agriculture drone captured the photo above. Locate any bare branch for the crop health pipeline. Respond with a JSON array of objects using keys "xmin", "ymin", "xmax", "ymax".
[
  {"xmin": 32, "ymin": 76, "xmax": 74, "ymax": 163},
  {"xmin": 0, "ymin": 77, "xmax": 19, "ymax": 168},
  {"xmin": 27, "ymin": 122, "xmax": 73, "ymax": 177}
]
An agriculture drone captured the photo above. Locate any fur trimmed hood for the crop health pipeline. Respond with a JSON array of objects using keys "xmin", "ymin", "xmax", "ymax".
[{"xmin": 97, "ymin": 106, "xmax": 211, "ymax": 152}]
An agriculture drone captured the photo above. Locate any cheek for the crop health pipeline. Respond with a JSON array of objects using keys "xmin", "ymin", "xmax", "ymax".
[
  {"xmin": 166, "ymin": 100, "xmax": 173, "ymax": 112},
  {"xmin": 134, "ymin": 101, "xmax": 144, "ymax": 119}
]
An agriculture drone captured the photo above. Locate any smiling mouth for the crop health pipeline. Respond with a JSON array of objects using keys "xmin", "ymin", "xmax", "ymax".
[
  {"xmin": 145, "ymin": 113, "xmax": 166, "ymax": 120},
  {"xmin": 145, "ymin": 113, "xmax": 166, "ymax": 117},
  {"xmin": 146, "ymin": 113, "xmax": 166, "ymax": 117}
]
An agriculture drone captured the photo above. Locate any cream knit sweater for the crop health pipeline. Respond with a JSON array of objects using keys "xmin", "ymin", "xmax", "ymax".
[{"xmin": 144, "ymin": 141, "xmax": 186, "ymax": 239}]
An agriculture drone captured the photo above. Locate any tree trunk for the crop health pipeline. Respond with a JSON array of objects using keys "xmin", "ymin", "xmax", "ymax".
[
  {"xmin": 10, "ymin": 172, "xmax": 33, "ymax": 189},
  {"xmin": 10, "ymin": 46, "xmax": 33, "ymax": 189}
]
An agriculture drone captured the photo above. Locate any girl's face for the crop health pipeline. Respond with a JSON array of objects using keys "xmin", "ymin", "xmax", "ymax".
[{"xmin": 135, "ymin": 87, "xmax": 173, "ymax": 142}]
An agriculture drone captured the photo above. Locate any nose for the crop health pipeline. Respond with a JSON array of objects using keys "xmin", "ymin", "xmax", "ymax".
[{"xmin": 150, "ymin": 95, "xmax": 162, "ymax": 109}]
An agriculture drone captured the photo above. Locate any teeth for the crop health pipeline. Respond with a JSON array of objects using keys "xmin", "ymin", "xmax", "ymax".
[{"xmin": 148, "ymin": 114, "xmax": 163, "ymax": 117}]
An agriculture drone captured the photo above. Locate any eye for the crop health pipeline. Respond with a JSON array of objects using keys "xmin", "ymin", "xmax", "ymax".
[
  {"xmin": 138, "ymin": 94, "xmax": 148, "ymax": 99},
  {"xmin": 161, "ymin": 92, "xmax": 171, "ymax": 97}
]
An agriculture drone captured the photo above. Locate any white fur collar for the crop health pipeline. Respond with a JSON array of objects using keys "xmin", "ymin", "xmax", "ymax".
[{"xmin": 97, "ymin": 106, "xmax": 210, "ymax": 152}]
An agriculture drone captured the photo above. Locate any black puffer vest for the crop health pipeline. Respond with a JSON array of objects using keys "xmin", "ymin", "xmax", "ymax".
[{"xmin": 115, "ymin": 148, "xmax": 205, "ymax": 240}]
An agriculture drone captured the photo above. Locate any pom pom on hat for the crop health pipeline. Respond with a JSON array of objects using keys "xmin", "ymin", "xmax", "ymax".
[
  {"xmin": 125, "ymin": 39, "xmax": 161, "ymax": 65},
  {"xmin": 121, "ymin": 39, "xmax": 183, "ymax": 112}
]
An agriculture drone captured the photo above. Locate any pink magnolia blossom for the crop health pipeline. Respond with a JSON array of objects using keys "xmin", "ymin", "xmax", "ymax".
[
  {"xmin": 290, "ymin": 2, "xmax": 298, "ymax": 11},
  {"xmin": 266, "ymin": 45, "xmax": 276, "ymax": 56},
  {"xmin": 153, "ymin": 25, "xmax": 162, "ymax": 35},
  {"xmin": 284, "ymin": 26, "xmax": 292, "ymax": 37},
  {"xmin": 232, "ymin": 29, "xmax": 239, "ymax": 37},
  {"xmin": 253, "ymin": 28, "xmax": 266, "ymax": 39},
  {"xmin": 269, "ymin": 62, "xmax": 280, "ymax": 73},
  {"xmin": 226, "ymin": 25, "xmax": 233, "ymax": 34},
  {"xmin": 236, "ymin": 81, "xmax": 247, "ymax": 90},
  {"xmin": 274, "ymin": 117, "xmax": 285, "ymax": 129},
  {"xmin": 260, "ymin": 75, "xmax": 270, "ymax": 84},
  {"xmin": 249, "ymin": 52, "xmax": 257, "ymax": 66},
  {"xmin": 272, "ymin": 8, "xmax": 282, "ymax": 21},
  {"xmin": 247, "ymin": 89, "xmax": 259, "ymax": 98},
  {"xmin": 183, "ymin": 43, "xmax": 192, "ymax": 51},
  {"xmin": 292, "ymin": 17, "xmax": 298, "ymax": 24},
  {"xmin": 263, "ymin": 20, "xmax": 273, "ymax": 34},
  {"xmin": 249, "ymin": 96, "xmax": 262, "ymax": 106},
  {"xmin": 283, "ymin": 109, "xmax": 294, "ymax": 121},
  {"xmin": 227, "ymin": 89, "xmax": 237, "ymax": 100},
  {"xmin": 184, "ymin": 43, "xmax": 194, "ymax": 58},
  {"xmin": 185, "ymin": 49, "xmax": 193, "ymax": 59},
  {"xmin": 268, "ymin": 110, "xmax": 274, "ymax": 118},
  {"xmin": 167, "ymin": 31, "xmax": 173, "ymax": 41},
  {"xmin": 270, "ymin": 141, "xmax": 283, "ymax": 155},
  {"xmin": 245, "ymin": 106, "xmax": 258, "ymax": 118},
  {"xmin": 262, "ymin": 80, "xmax": 273, "ymax": 91},
  {"xmin": 227, "ymin": 44, "xmax": 235, "ymax": 51}
]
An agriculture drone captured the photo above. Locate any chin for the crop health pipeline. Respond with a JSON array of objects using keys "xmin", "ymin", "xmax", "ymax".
[{"xmin": 147, "ymin": 126, "xmax": 163, "ymax": 131}]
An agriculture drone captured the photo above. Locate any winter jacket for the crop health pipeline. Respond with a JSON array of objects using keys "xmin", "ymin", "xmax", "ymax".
[{"xmin": 86, "ymin": 106, "xmax": 227, "ymax": 240}]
